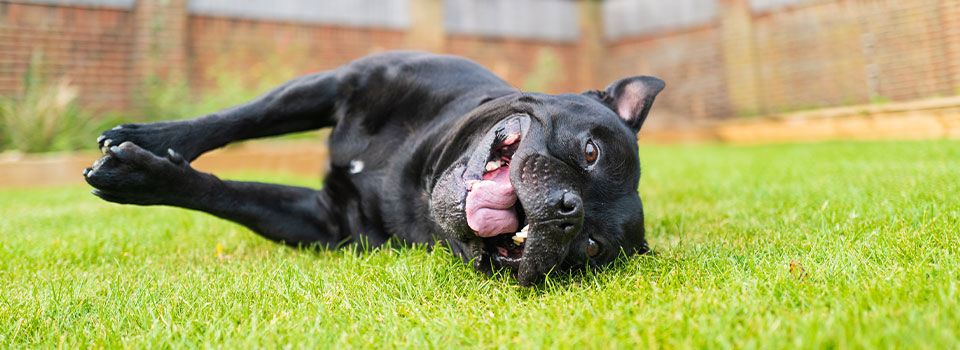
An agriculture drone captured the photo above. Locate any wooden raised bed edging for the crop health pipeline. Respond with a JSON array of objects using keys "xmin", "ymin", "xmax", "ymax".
[{"xmin": 641, "ymin": 96, "xmax": 960, "ymax": 143}]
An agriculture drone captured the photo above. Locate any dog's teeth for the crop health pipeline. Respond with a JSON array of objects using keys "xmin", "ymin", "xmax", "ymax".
[
  {"xmin": 512, "ymin": 226, "xmax": 530, "ymax": 245},
  {"xmin": 485, "ymin": 160, "xmax": 500, "ymax": 172}
]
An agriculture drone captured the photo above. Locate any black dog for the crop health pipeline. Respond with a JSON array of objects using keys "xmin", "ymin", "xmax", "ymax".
[{"xmin": 83, "ymin": 51, "xmax": 664, "ymax": 286}]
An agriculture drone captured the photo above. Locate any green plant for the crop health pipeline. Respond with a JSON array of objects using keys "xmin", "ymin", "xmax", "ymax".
[
  {"xmin": 737, "ymin": 108, "xmax": 761, "ymax": 118},
  {"xmin": 137, "ymin": 56, "xmax": 299, "ymax": 122},
  {"xmin": 521, "ymin": 48, "xmax": 560, "ymax": 92},
  {"xmin": 0, "ymin": 103, "xmax": 5, "ymax": 151},
  {"xmin": 870, "ymin": 95, "xmax": 891, "ymax": 105},
  {"xmin": 131, "ymin": 56, "xmax": 321, "ymax": 141},
  {"xmin": 0, "ymin": 53, "xmax": 94, "ymax": 153}
]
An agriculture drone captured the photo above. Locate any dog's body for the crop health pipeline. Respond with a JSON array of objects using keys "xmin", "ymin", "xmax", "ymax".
[{"xmin": 84, "ymin": 51, "xmax": 664, "ymax": 285}]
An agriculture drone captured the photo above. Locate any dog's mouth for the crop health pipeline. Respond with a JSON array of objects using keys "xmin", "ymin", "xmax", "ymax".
[{"xmin": 464, "ymin": 117, "xmax": 529, "ymax": 269}]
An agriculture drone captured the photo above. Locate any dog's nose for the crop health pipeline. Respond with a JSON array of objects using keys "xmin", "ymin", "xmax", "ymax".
[
  {"xmin": 546, "ymin": 190, "xmax": 583, "ymax": 237},
  {"xmin": 557, "ymin": 191, "xmax": 581, "ymax": 216},
  {"xmin": 548, "ymin": 190, "xmax": 582, "ymax": 217}
]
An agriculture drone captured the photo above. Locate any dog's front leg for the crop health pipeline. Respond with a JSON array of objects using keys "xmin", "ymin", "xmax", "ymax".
[
  {"xmin": 96, "ymin": 72, "xmax": 342, "ymax": 162},
  {"xmin": 84, "ymin": 142, "xmax": 346, "ymax": 247}
]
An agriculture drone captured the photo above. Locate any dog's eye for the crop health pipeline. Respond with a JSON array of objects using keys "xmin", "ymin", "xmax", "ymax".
[
  {"xmin": 584, "ymin": 140, "xmax": 598, "ymax": 164},
  {"xmin": 587, "ymin": 238, "xmax": 600, "ymax": 257}
]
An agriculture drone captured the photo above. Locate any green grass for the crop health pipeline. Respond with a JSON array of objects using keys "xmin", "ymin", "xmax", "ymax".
[{"xmin": 2, "ymin": 140, "xmax": 959, "ymax": 348}]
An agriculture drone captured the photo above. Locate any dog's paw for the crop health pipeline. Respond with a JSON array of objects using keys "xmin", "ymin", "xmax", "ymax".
[
  {"xmin": 97, "ymin": 122, "xmax": 197, "ymax": 161},
  {"xmin": 83, "ymin": 141, "xmax": 194, "ymax": 205}
]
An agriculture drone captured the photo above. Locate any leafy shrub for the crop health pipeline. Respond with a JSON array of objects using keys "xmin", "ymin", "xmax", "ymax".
[
  {"xmin": 0, "ymin": 52, "xmax": 318, "ymax": 153},
  {"xmin": 0, "ymin": 53, "xmax": 97, "ymax": 153},
  {"xmin": 132, "ymin": 57, "xmax": 320, "ymax": 141},
  {"xmin": 521, "ymin": 48, "xmax": 560, "ymax": 92},
  {"xmin": 137, "ymin": 57, "xmax": 298, "ymax": 123},
  {"xmin": 0, "ymin": 79, "xmax": 83, "ymax": 152}
]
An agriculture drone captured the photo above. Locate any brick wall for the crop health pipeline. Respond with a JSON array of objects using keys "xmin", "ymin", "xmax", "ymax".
[
  {"xmin": 0, "ymin": 1, "xmax": 593, "ymax": 111},
  {"xmin": 607, "ymin": 26, "xmax": 732, "ymax": 124},
  {"xmin": 130, "ymin": 0, "xmax": 186, "ymax": 84},
  {"xmin": 445, "ymin": 36, "xmax": 582, "ymax": 93},
  {"xmin": 2, "ymin": 0, "xmax": 960, "ymax": 122},
  {"xmin": 856, "ymin": 0, "xmax": 954, "ymax": 101},
  {"xmin": 0, "ymin": 2, "xmax": 133, "ymax": 108},
  {"xmin": 601, "ymin": 0, "xmax": 960, "ymax": 123},
  {"xmin": 186, "ymin": 16, "xmax": 408, "ymax": 92},
  {"xmin": 184, "ymin": 18, "xmax": 587, "ymax": 94},
  {"xmin": 750, "ymin": 0, "xmax": 955, "ymax": 109}
]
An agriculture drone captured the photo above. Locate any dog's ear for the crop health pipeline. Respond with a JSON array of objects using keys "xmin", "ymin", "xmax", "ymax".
[{"xmin": 583, "ymin": 76, "xmax": 665, "ymax": 132}]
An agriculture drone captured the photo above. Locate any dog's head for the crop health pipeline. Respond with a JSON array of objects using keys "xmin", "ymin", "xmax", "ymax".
[{"xmin": 429, "ymin": 76, "xmax": 664, "ymax": 286}]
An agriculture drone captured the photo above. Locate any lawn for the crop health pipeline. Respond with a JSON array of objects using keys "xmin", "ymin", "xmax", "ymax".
[{"xmin": 1, "ymin": 140, "xmax": 958, "ymax": 348}]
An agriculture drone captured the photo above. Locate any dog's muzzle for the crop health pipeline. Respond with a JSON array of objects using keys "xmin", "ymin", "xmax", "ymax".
[{"xmin": 507, "ymin": 151, "xmax": 585, "ymax": 285}]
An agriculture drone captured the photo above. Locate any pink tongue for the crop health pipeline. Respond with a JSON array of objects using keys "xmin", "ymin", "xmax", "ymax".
[{"xmin": 465, "ymin": 166, "xmax": 518, "ymax": 237}]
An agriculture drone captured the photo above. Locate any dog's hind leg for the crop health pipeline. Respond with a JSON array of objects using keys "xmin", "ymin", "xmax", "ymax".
[
  {"xmin": 96, "ymin": 72, "xmax": 342, "ymax": 162},
  {"xmin": 84, "ymin": 141, "xmax": 351, "ymax": 247}
]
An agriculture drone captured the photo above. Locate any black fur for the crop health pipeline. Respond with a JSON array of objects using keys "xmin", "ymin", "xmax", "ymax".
[{"xmin": 84, "ymin": 51, "xmax": 664, "ymax": 286}]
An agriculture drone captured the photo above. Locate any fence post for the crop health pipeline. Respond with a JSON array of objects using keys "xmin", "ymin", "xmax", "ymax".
[
  {"xmin": 577, "ymin": 0, "xmax": 605, "ymax": 90},
  {"xmin": 718, "ymin": 0, "xmax": 760, "ymax": 116},
  {"xmin": 408, "ymin": 0, "xmax": 446, "ymax": 52},
  {"xmin": 130, "ymin": 0, "xmax": 188, "ymax": 105}
]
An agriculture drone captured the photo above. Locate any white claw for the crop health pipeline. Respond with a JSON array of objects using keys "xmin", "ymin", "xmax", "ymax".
[
  {"xmin": 167, "ymin": 149, "xmax": 183, "ymax": 163},
  {"xmin": 349, "ymin": 159, "xmax": 364, "ymax": 174}
]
